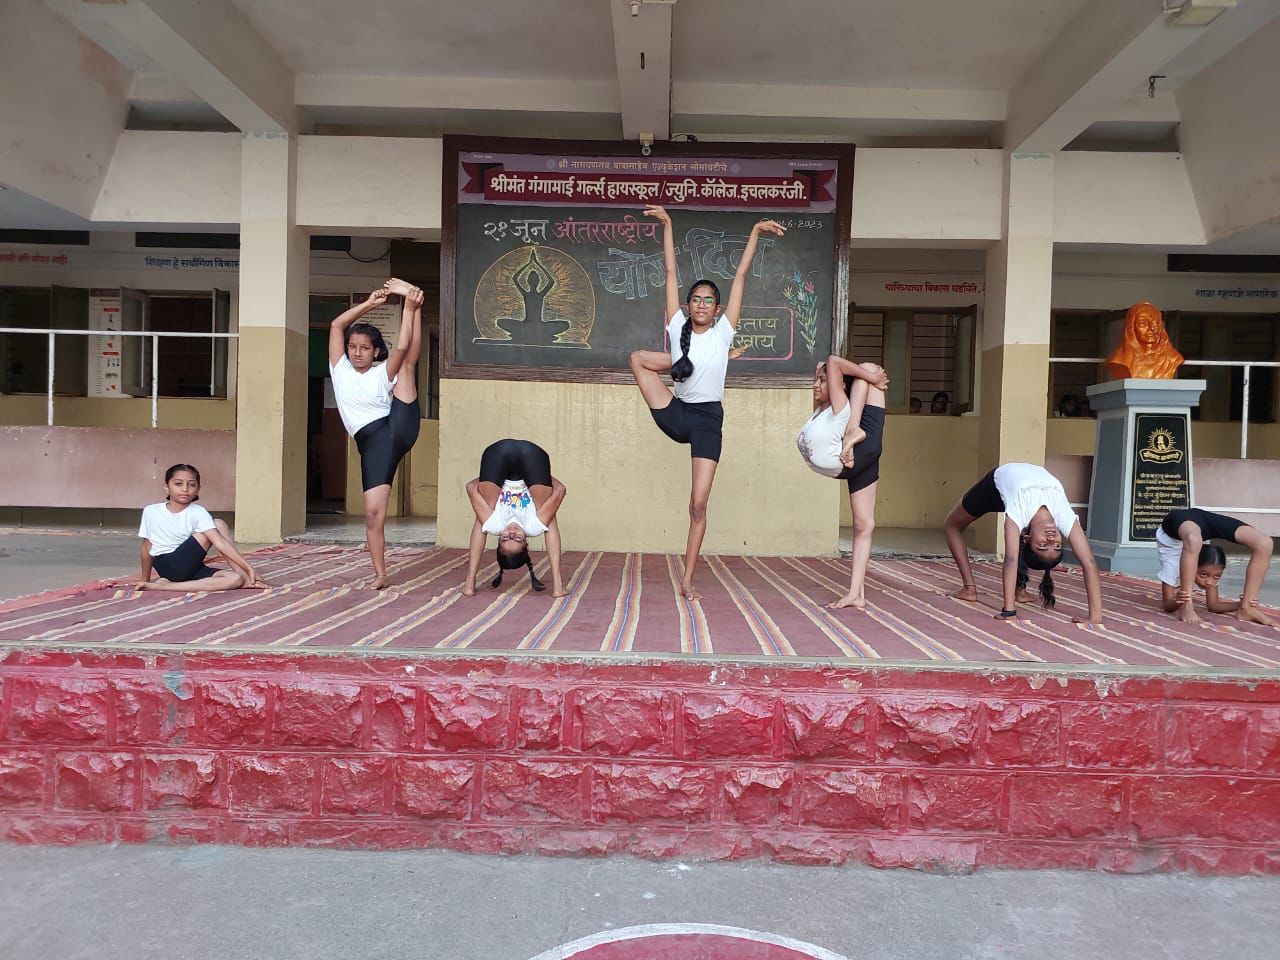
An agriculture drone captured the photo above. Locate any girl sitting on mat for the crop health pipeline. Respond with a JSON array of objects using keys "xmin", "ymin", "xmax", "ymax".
[
  {"xmin": 943, "ymin": 462, "xmax": 1104, "ymax": 624},
  {"xmin": 796, "ymin": 354, "xmax": 890, "ymax": 610},
  {"xmin": 462, "ymin": 439, "xmax": 568, "ymax": 598},
  {"xmin": 1157, "ymin": 507, "xmax": 1274, "ymax": 626},
  {"xmin": 136, "ymin": 463, "xmax": 266, "ymax": 591},
  {"xmin": 329, "ymin": 278, "xmax": 424, "ymax": 589},
  {"xmin": 628, "ymin": 203, "xmax": 785, "ymax": 601}
]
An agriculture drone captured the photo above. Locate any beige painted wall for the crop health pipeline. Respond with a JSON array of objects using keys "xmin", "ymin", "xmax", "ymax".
[
  {"xmin": 0, "ymin": 395, "xmax": 236, "ymax": 430},
  {"xmin": 409, "ymin": 419, "xmax": 440, "ymax": 517},
  {"xmin": 437, "ymin": 379, "xmax": 837, "ymax": 555}
]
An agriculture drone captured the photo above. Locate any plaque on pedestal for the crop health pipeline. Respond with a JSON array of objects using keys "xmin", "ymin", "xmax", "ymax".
[{"xmin": 1085, "ymin": 379, "xmax": 1206, "ymax": 575}]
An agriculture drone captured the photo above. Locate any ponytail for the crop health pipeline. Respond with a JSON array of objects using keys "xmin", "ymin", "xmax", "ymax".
[
  {"xmin": 1018, "ymin": 540, "xmax": 1061, "ymax": 610},
  {"xmin": 491, "ymin": 547, "xmax": 545, "ymax": 592},
  {"xmin": 670, "ymin": 317, "xmax": 694, "ymax": 382}
]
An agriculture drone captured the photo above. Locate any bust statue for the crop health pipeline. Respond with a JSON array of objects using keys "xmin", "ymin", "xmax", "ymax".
[{"xmin": 1105, "ymin": 301, "xmax": 1183, "ymax": 380}]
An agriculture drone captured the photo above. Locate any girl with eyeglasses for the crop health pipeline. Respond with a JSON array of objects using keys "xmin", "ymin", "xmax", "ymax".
[
  {"xmin": 627, "ymin": 204, "xmax": 785, "ymax": 601},
  {"xmin": 462, "ymin": 439, "xmax": 568, "ymax": 598}
]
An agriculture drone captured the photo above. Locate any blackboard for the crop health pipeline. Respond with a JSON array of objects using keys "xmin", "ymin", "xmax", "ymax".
[
  {"xmin": 441, "ymin": 138, "xmax": 854, "ymax": 385},
  {"xmin": 1130, "ymin": 412, "xmax": 1191, "ymax": 541}
]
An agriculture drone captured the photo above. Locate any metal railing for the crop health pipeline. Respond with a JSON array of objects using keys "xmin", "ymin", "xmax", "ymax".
[
  {"xmin": 0, "ymin": 327, "xmax": 238, "ymax": 429},
  {"xmin": 1050, "ymin": 357, "xmax": 1280, "ymax": 459}
]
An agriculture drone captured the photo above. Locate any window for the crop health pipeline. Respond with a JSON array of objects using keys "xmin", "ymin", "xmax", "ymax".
[
  {"xmin": 846, "ymin": 305, "xmax": 976, "ymax": 413},
  {"xmin": 0, "ymin": 287, "xmax": 52, "ymax": 394}
]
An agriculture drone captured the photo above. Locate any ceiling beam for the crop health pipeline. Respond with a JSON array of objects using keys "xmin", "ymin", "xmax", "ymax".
[
  {"xmin": 44, "ymin": 0, "xmax": 294, "ymax": 133},
  {"xmin": 609, "ymin": 0, "xmax": 672, "ymax": 141}
]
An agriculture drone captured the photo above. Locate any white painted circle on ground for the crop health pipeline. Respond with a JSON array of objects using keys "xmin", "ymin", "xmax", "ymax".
[{"xmin": 525, "ymin": 922, "xmax": 852, "ymax": 960}]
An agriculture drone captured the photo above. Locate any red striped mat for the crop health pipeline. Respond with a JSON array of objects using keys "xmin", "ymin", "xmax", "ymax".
[{"xmin": 1, "ymin": 545, "xmax": 1277, "ymax": 669}]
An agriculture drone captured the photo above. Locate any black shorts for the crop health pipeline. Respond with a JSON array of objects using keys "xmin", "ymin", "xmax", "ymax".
[
  {"xmin": 478, "ymin": 439, "xmax": 553, "ymax": 487},
  {"xmin": 835, "ymin": 407, "xmax": 886, "ymax": 494},
  {"xmin": 151, "ymin": 536, "xmax": 217, "ymax": 583},
  {"xmin": 961, "ymin": 468, "xmax": 1005, "ymax": 518},
  {"xmin": 355, "ymin": 397, "xmax": 421, "ymax": 491},
  {"xmin": 650, "ymin": 398, "xmax": 724, "ymax": 462},
  {"xmin": 1161, "ymin": 508, "xmax": 1245, "ymax": 543}
]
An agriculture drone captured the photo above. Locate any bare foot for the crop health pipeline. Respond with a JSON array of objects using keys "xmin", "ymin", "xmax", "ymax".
[
  {"xmin": 1015, "ymin": 588, "xmax": 1035, "ymax": 604},
  {"xmin": 839, "ymin": 428, "xmax": 866, "ymax": 467},
  {"xmin": 680, "ymin": 581, "xmax": 701, "ymax": 601},
  {"xmin": 1177, "ymin": 604, "xmax": 1201, "ymax": 626},
  {"xmin": 248, "ymin": 577, "xmax": 271, "ymax": 589},
  {"xmin": 951, "ymin": 585, "xmax": 978, "ymax": 603},
  {"xmin": 371, "ymin": 575, "xmax": 390, "ymax": 591},
  {"xmin": 136, "ymin": 578, "xmax": 169, "ymax": 591},
  {"xmin": 552, "ymin": 587, "xmax": 569, "ymax": 599},
  {"xmin": 828, "ymin": 593, "xmax": 866, "ymax": 610},
  {"xmin": 461, "ymin": 582, "xmax": 476, "ymax": 598},
  {"xmin": 1237, "ymin": 602, "xmax": 1274, "ymax": 627}
]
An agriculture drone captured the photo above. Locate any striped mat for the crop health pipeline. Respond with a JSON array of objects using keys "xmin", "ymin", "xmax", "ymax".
[{"xmin": 1, "ymin": 545, "xmax": 1278, "ymax": 669}]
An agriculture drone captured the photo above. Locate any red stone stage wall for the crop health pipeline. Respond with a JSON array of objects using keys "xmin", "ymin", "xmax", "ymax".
[{"xmin": 2, "ymin": 648, "xmax": 1279, "ymax": 874}]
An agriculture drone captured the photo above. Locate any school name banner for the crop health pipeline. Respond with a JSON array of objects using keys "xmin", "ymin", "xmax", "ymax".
[{"xmin": 441, "ymin": 138, "xmax": 854, "ymax": 384}]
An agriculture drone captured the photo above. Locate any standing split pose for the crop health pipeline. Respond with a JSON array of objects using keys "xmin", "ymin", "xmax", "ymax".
[
  {"xmin": 136, "ymin": 464, "xmax": 266, "ymax": 592},
  {"xmin": 462, "ymin": 439, "xmax": 568, "ymax": 598},
  {"xmin": 796, "ymin": 355, "xmax": 890, "ymax": 609},
  {"xmin": 628, "ymin": 204, "xmax": 784, "ymax": 600},
  {"xmin": 943, "ymin": 462, "xmax": 1104, "ymax": 624},
  {"xmin": 329, "ymin": 278, "xmax": 424, "ymax": 589},
  {"xmin": 1157, "ymin": 507, "xmax": 1274, "ymax": 626}
]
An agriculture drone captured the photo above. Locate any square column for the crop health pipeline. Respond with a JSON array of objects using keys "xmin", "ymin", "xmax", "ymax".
[
  {"xmin": 233, "ymin": 132, "xmax": 309, "ymax": 542},
  {"xmin": 974, "ymin": 153, "xmax": 1055, "ymax": 551}
]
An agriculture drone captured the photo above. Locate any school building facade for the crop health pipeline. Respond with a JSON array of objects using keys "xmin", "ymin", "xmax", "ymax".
[{"xmin": 2, "ymin": 0, "xmax": 1279, "ymax": 555}]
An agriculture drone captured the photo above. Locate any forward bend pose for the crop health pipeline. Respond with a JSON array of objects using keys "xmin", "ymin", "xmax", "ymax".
[
  {"xmin": 628, "ymin": 204, "xmax": 785, "ymax": 600},
  {"xmin": 136, "ymin": 464, "xmax": 266, "ymax": 591},
  {"xmin": 1157, "ymin": 507, "xmax": 1274, "ymax": 626},
  {"xmin": 796, "ymin": 355, "xmax": 891, "ymax": 609},
  {"xmin": 462, "ymin": 439, "xmax": 568, "ymax": 598},
  {"xmin": 943, "ymin": 462, "xmax": 1104, "ymax": 624},
  {"xmin": 329, "ymin": 279, "xmax": 424, "ymax": 589}
]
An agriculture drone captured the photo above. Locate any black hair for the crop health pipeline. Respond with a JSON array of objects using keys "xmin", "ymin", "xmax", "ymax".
[
  {"xmin": 1018, "ymin": 540, "xmax": 1062, "ymax": 609},
  {"xmin": 490, "ymin": 547, "xmax": 545, "ymax": 592},
  {"xmin": 671, "ymin": 279, "xmax": 721, "ymax": 383},
  {"xmin": 1198, "ymin": 543, "xmax": 1227, "ymax": 568},
  {"xmin": 346, "ymin": 322, "xmax": 389, "ymax": 363},
  {"xmin": 164, "ymin": 463, "xmax": 201, "ymax": 502},
  {"xmin": 931, "ymin": 391, "xmax": 950, "ymax": 403}
]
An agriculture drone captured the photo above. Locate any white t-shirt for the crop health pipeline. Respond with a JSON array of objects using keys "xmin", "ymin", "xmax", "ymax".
[
  {"xmin": 329, "ymin": 355, "xmax": 394, "ymax": 437},
  {"xmin": 481, "ymin": 480, "xmax": 549, "ymax": 538},
  {"xmin": 993, "ymin": 462, "xmax": 1078, "ymax": 535},
  {"xmin": 796, "ymin": 403, "xmax": 853, "ymax": 478},
  {"xmin": 138, "ymin": 502, "xmax": 216, "ymax": 557},
  {"xmin": 667, "ymin": 311, "xmax": 734, "ymax": 404}
]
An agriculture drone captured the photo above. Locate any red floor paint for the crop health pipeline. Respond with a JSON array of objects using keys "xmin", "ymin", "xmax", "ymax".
[{"xmin": 526, "ymin": 925, "xmax": 847, "ymax": 960}]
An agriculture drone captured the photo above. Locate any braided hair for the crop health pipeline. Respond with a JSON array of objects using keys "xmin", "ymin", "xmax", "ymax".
[
  {"xmin": 1018, "ymin": 540, "xmax": 1062, "ymax": 609},
  {"xmin": 491, "ymin": 547, "xmax": 546, "ymax": 592},
  {"xmin": 346, "ymin": 322, "xmax": 389, "ymax": 363},
  {"xmin": 670, "ymin": 280, "xmax": 721, "ymax": 383}
]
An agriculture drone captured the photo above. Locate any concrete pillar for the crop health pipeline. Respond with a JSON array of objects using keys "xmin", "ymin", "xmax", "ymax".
[
  {"xmin": 975, "ymin": 153, "xmax": 1055, "ymax": 551},
  {"xmin": 233, "ymin": 132, "xmax": 309, "ymax": 541}
]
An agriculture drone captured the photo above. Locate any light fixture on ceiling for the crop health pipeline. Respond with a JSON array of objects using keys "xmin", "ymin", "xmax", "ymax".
[
  {"xmin": 1164, "ymin": 0, "xmax": 1236, "ymax": 27},
  {"xmin": 630, "ymin": 0, "xmax": 678, "ymax": 16}
]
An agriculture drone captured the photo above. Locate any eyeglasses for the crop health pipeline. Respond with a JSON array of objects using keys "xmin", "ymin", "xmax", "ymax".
[{"xmin": 688, "ymin": 296, "xmax": 717, "ymax": 306}]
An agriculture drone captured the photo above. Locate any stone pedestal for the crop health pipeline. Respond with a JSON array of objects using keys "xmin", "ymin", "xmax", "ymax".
[{"xmin": 1085, "ymin": 378, "xmax": 1205, "ymax": 575}]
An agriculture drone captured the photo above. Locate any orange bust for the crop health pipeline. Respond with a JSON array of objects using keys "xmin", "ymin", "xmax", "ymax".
[{"xmin": 1105, "ymin": 301, "xmax": 1183, "ymax": 380}]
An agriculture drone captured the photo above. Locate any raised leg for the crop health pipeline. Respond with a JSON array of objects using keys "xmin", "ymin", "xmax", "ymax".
[
  {"xmin": 944, "ymin": 503, "xmax": 980, "ymax": 602},
  {"xmin": 629, "ymin": 350, "xmax": 675, "ymax": 411},
  {"xmin": 679, "ymin": 457, "xmax": 718, "ymax": 600},
  {"xmin": 363, "ymin": 483, "xmax": 393, "ymax": 589}
]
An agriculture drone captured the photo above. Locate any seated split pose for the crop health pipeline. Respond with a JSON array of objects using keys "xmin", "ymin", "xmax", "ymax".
[
  {"xmin": 462, "ymin": 439, "xmax": 568, "ymax": 598},
  {"xmin": 1157, "ymin": 507, "xmax": 1274, "ymax": 626},
  {"xmin": 796, "ymin": 355, "xmax": 890, "ymax": 609},
  {"xmin": 136, "ymin": 464, "xmax": 265, "ymax": 591},
  {"xmin": 628, "ymin": 203, "xmax": 785, "ymax": 600},
  {"xmin": 329, "ymin": 278, "xmax": 424, "ymax": 589},
  {"xmin": 943, "ymin": 462, "xmax": 1104, "ymax": 624}
]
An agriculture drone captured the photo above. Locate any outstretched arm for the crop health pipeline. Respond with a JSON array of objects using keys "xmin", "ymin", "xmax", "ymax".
[
  {"xmin": 138, "ymin": 541, "xmax": 154, "ymax": 585},
  {"xmin": 1205, "ymin": 584, "xmax": 1241, "ymax": 615},
  {"xmin": 997, "ymin": 517, "xmax": 1021, "ymax": 618},
  {"xmin": 329, "ymin": 289, "xmax": 389, "ymax": 366},
  {"xmin": 644, "ymin": 205, "xmax": 680, "ymax": 323},
  {"xmin": 205, "ymin": 527, "xmax": 266, "ymax": 588},
  {"xmin": 724, "ymin": 219, "xmax": 786, "ymax": 330},
  {"xmin": 823, "ymin": 354, "xmax": 889, "ymax": 416},
  {"xmin": 1067, "ymin": 525, "xmax": 1104, "ymax": 624}
]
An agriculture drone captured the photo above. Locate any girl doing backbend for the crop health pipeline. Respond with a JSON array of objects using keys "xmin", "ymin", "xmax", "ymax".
[
  {"xmin": 944, "ymin": 462, "xmax": 1104, "ymax": 624},
  {"xmin": 329, "ymin": 278, "xmax": 424, "ymax": 589},
  {"xmin": 136, "ymin": 464, "xmax": 266, "ymax": 592},
  {"xmin": 462, "ymin": 439, "xmax": 568, "ymax": 598},
  {"xmin": 628, "ymin": 204, "xmax": 785, "ymax": 600},
  {"xmin": 796, "ymin": 355, "xmax": 890, "ymax": 609},
  {"xmin": 1157, "ymin": 507, "xmax": 1274, "ymax": 626}
]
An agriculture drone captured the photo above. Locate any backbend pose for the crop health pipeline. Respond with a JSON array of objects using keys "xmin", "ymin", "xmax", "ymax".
[
  {"xmin": 329, "ymin": 278, "xmax": 424, "ymax": 589},
  {"xmin": 796, "ymin": 354, "xmax": 891, "ymax": 609},
  {"xmin": 1157, "ymin": 507, "xmax": 1274, "ymax": 626},
  {"xmin": 462, "ymin": 439, "xmax": 568, "ymax": 598},
  {"xmin": 136, "ymin": 464, "xmax": 266, "ymax": 591},
  {"xmin": 628, "ymin": 203, "xmax": 785, "ymax": 600},
  {"xmin": 943, "ymin": 462, "xmax": 1104, "ymax": 623}
]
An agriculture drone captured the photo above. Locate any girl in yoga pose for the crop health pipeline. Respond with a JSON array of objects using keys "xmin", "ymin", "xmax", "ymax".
[{"xmin": 1157, "ymin": 507, "xmax": 1274, "ymax": 626}]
